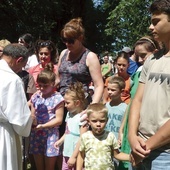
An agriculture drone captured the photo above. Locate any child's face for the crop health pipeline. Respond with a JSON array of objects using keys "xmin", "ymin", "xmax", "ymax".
[
  {"xmin": 64, "ymin": 94, "xmax": 79, "ymax": 114},
  {"xmin": 88, "ymin": 112, "xmax": 108, "ymax": 136},
  {"xmin": 107, "ymin": 83, "xmax": 122, "ymax": 99},
  {"xmin": 135, "ymin": 44, "xmax": 153, "ymax": 65},
  {"xmin": 38, "ymin": 82, "xmax": 54, "ymax": 96},
  {"xmin": 116, "ymin": 57, "xmax": 129, "ymax": 75}
]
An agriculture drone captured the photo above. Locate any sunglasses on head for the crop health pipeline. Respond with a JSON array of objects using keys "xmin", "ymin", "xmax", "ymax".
[
  {"xmin": 38, "ymin": 41, "xmax": 51, "ymax": 46},
  {"xmin": 61, "ymin": 37, "xmax": 75, "ymax": 44}
]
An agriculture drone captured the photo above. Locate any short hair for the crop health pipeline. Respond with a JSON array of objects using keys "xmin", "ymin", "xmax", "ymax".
[
  {"xmin": 3, "ymin": 43, "xmax": 29, "ymax": 61},
  {"xmin": 108, "ymin": 76, "xmax": 125, "ymax": 90},
  {"xmin": 150, "ymin": 0, "xmax": 170, "ymax": 16},
  {"xmin": 0, "ymin": 39, "xmax": 11, "ymax": 48},
  {"xmin": 86, "ymin": 103, "xmax": 108, "ymax": 118}
]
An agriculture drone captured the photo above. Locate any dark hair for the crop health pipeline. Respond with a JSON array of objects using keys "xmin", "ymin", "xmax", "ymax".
[
  {"xmin": 61, "ymin": 18, "xmax": 85, "ymax": 42},
  {"xmin": 115, "ymin": 51, "xmax": 129, "ymax": 63},
  {"xmin": 150, "ymin": 0, "xmax": 170, "ymax": 17},
  {"xmin": 65, "ymin": 82, "xmax": 87, "ymax": 110},
  {"xmin": 37, "ymin": 63, "xmax": 56, "ymax": 84},
  {"xmin": 3, "ymin": 43, "xmax": 29, "ymax": 61},
  {"xmin": 19, "ymin": 33, "xmax": 35, "ymax": 56},
  {"xmin": 35, "ymin": 40, "xmax": 58, "ymax": 64}
]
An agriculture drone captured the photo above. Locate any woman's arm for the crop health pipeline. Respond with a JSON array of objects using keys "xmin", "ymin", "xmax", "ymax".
[
  {"xmin": 86, "ymin": 52, "xmax": 104, "ymax": 103},
  {"xmin": 55, "ymin": 49, "xmax": 67, "ymax": 86}
]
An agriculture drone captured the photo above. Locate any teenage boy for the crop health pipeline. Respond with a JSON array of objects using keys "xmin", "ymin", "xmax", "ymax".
[{"xmin": 128, "ymin": 0, "xmax": 170, "ymax": 169}]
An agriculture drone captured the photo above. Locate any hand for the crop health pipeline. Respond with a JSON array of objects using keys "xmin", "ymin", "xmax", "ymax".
[
  {"xmin": 54, "ymin": 140, "xmax": 62, "ymax": 149},
  {"xmin": 80, "ymin": 110, "xmax": 88, "ymax": 126},
  {"xmin": 118, "ymin": 132, "xmax": 123, "ymax": 146},
  {"xmin": 35, "ymin": 124, "xmax": 43, "ymax": 130},
  {"xmin": 68, "ymin": 156, "xmax": 76, "ymax": 168},
  {"xmin": 129, "ymin": 135, "xmax": 150, "ymax": 159},
  {"xmin": 130, "ymin": 151, "xmax": 143, "ymax": 167}
]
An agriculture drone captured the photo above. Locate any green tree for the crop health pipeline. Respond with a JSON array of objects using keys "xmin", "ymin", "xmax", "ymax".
[{"xmin": 104, "ymin": 0, "xmax": 154, "ymax": 51}]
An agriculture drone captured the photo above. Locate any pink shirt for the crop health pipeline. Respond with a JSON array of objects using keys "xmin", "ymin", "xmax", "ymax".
[{"xmin": 28, "ymin": 64, "xmax": 57, "ymax": 88}]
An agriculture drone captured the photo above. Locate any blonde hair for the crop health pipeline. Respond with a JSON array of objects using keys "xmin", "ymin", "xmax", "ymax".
[
  {"xmin": 86, "ymin": 103, "xmax": 108, "ymax": 118},
  {"xmin": 0, "ymin": 39, "xmax": 11, "ymax": 48},
  {"xmin": 65, "ymin": 82, "xmax": 87, "ymax": 110}
]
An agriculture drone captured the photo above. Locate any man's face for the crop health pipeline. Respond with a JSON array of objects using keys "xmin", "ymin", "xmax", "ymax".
[
  {"xmin": 149, "ymin": 13, "xmax": 170, "ymax": 43},
  {"xmin": 13, "ymin": 58, "xmax": 28, "ymax": 73}
]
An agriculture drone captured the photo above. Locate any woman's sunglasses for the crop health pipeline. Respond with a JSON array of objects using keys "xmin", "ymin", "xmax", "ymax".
[{"xmin": 61, "ymin": 37, "xmax": 75, "ymax": 44}]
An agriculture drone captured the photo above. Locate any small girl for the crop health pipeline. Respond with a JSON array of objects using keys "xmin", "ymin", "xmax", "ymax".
[
  {"xmin": 54, "ymin": 82, "xmax": 88, "ymax": 170},
  {"xmin": 29, "ymin": 63, "xmax": 64, "ymax": 170},
  {"xmin": 103, "ymin": 52, "xmax": 131, "ymax": 104}
]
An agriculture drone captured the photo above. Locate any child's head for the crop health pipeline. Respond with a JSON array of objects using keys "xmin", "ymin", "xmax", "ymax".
[
  {"xmin": 134, "ymin": 36, "xmax": 160, "ymax": 65},
  {"xmin": 86, "ymin": 103, "xmax": 108, "ymax": 136},
  {"xmin": 64, "ymin": 82, "xmax": 87, "ymax": 114},
  {"xmin": 37, "ymin": 63, "xmax": 56, "ymax": 95},
  {"xmin": 115, "ymin": 52, "xmax": 129, "ymax": 76},
  {"xmin": 107, "ymin": 76, "xmax": 125, "ymax": 100}
]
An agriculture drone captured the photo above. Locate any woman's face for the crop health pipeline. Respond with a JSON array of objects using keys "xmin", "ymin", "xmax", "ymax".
[
  {"xmin": 62, "ymin": 33, "xmax": 81, "ymax": 52},
  {"xmin": 135, "ymin": 44, "xmax": 153, "ymax": 65},
  {"xmin": 38, "ymin": 47, "xmax": 51, "ymax": 67},
  {"xmin": 116, "ymin": 57, "xmax": 129, "ymax": 75}
]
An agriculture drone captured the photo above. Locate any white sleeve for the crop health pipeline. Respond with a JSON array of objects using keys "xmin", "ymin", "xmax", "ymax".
[{"xmin": 5, "ymin": 78, "xmax": 32, "ymax": 137}]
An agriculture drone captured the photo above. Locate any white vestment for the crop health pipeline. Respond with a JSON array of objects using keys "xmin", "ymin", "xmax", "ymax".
[{"xmin": 0, "ymin": 59, "xmax": 32, "ymax": 170}]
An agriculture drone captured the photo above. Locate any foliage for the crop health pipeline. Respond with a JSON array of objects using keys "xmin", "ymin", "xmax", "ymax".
[
  {"xmin": 0, "ymin": 0, "xmax": 155, "ymax": 55},
  {"xmin": 105, "ymin": 0, "xmax": 154, "ymax": 52}
]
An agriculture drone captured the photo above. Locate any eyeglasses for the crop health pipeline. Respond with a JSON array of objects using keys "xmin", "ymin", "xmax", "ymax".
[{"xmin": 61, "ymin": 37, "xmax": 75, "ymax": 44}]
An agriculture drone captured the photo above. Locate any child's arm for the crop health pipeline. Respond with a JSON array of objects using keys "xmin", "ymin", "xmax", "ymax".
[
  {"xmin": 67, "ymin": 125, "xmax": 88, "ymax": 168},
  {"xmin": 118, "ymin": 108, "xmax": 128, "ymax": 145},
  {"xmin": 54, "ymin": 133, "xmax": 65, "ymax": 149},
  {"xmin": 114, "ymin": 149, "xmax": 131, "ymax": 162},
  {"xmin": 36, "ymin": 102, "xmax": 64, "ymax": 129},
  {"xmin": 76, "ymin": 151, "xmax": 85, "ymax": 170}
]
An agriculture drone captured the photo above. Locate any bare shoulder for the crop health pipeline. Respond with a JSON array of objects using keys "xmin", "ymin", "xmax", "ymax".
[
  {"xmin": 59, "ymin": 49, "xmax": 67, "ymax": 59},
  {"xmin": 87, "ymin": 51, "xmax": 98, "ymax": 59},
  {"xmin": 86, "ymin": 51, "xmax": 99, "ymax": 66}
]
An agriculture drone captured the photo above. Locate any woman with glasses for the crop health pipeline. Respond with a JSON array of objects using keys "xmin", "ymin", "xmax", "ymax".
[
  {"xmin": 57, "ymin": 18, "xmax": 104, "ymax": 104},
  {"xmin": 28, "ymin": 40, "xmax": 58, "ymax": 88},
  {"xmin": 56, "ymin": 18, "xmax": 104, "ymax": 169}
]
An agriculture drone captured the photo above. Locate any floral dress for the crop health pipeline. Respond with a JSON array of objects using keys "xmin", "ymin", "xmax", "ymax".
[{"xmin": 29, "ymin": 91, "xmax": 64, "ymax": 157}]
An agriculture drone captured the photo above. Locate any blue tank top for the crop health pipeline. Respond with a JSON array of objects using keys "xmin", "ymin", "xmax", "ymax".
[{"xmin": 58, "ymin": 49, "xmax": 92, "ymax": 95}]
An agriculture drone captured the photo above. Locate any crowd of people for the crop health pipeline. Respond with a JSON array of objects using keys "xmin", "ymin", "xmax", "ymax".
[{"xmin": 1, "ymin": 0, "xmax": 170, "ymax": 170}]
